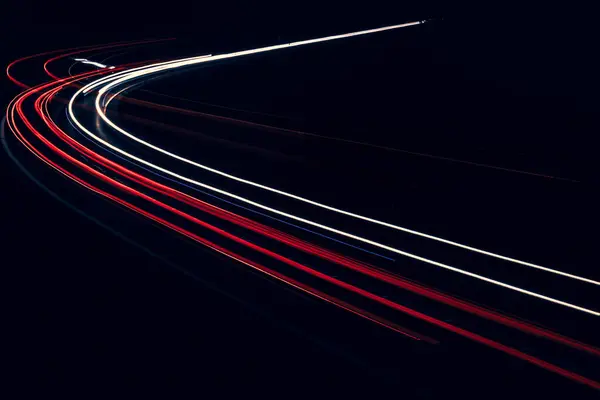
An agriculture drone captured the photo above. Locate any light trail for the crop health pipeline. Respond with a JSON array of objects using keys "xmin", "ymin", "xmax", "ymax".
[
  {"xmin": 85, "ymin": 25, "xmax": 598, "ymax": 287},
  {"xmin": 42, "ymin": 38, "xmax": 174, "ymax": 81},
  {"xmin": 103, "ymin": 83, "xmax": 137, "ymax": 111},
  {"xmin": 94, "ymin": 65, "xmax": 600, "ymax": 288},
  {"xmin": 6, "ymin": 40, "xmax": 140, "ymax": 88},
  {"xmin": 45, "ymin": 73, "xmax": 600, "ymax": 356},
  {"xmin": 68, "ymin": 104, "xmax": 398, "ymax": 261},
  {"xmin": 73, "ymin": 58, "xmax": 115, "ymax": 69},
  {"xmin": 66, "ymin": 22, "xmax": 599, "ymax": 315},
  {"xmin": 6, "ymin": 40, "xmax": 600, "ymax": 390},
  {"xmin": 7, "ymin": 73, "xmax": 433, "ymax": 344},
  {"xmin": 10, "ymin": 85, "xmax": 600, "ymax": 388},
  {"xmin": 2, "ymin": 115, "xmax": 415, "ymax": 355}
]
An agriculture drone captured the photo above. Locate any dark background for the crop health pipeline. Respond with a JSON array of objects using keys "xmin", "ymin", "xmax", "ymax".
[{"xmin": 2, "ymin": 1, "xmax": 599, "ymax": 398}]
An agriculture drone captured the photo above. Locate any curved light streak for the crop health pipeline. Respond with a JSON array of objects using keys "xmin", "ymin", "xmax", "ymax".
[
  {"xmin": 6, "ymin": 40, "xmax": 137, "ymax": 88},
  {"xmin": 43, "ymin": 39, "xmax": 174, "ymax": 81},
  {"xmin": 87, "ymin": 26, "xmax": 600, "ymax": 289},
  {"xmin": 7, "ymin": 43, "xmax": 600, "ymax": 390},
  {"xmin": 44, "ymin": 74, "xmax": 600, "ymax": 356},
  {"xmin": 66, "ymin": 24, "xmax": 599, "ymax": 315},
  {"xmin": 94, "ymin": 63, "xmax": 600, "ymax": 288},
  {"xmin": 73, "ymin": 58, "xmax": 115, "ymax": 69},
  {"xmin": 4, "ymin": 96, "xmax": 427, "ymax": 343}
]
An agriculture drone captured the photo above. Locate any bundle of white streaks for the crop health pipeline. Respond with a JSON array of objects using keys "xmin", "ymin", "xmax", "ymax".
[
  {"xmin": 73, "ymin": 58, "xmax": 115, "ymax": 69},
  {"xmin": 68, "ymin": 20, "xmax": 599, "ymax": 316}
]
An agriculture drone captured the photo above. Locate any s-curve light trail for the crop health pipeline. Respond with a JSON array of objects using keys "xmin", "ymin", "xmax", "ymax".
[
  {"xmin": 68, "ymin": 22, "xmax": 599, "ymax": 316},
  {"xmin": 5, "ymin": 21, "xmax": 600, "ymax": 392}
]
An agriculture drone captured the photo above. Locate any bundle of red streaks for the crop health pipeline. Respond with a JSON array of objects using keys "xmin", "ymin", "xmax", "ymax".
[{"xmin": 5, "ymin": 40, "xmax": 599, "ymax": 390}]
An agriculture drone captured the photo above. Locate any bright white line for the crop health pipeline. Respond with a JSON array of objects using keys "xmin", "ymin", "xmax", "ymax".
[
  {"xmin": 68, "ymin": 21, "xmax": 599, "ymax": 316},
  {"xmin": 73, "ymin": 58, "xmax": 114, "ymax": 69},
  {"xmin": 87, "ymin": 26, "xmax": 600, "ymax": 287},
  {"xmin": 104, "ymin": 83, "xmax": 138, "ymax": 110},
  {"xmin": 81, "ymin": 54, "xmax": 213, "ymax": 95}
]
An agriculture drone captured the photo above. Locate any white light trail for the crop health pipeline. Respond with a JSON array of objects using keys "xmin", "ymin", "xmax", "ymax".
[
  {"xmin": 86, "ymin": 25, "xmax": 600, "ymax": 288},
  {"xmin": 68, "ymin": 21, "xmax": 599, "ymax": 316},
  {"xmin": 82, "ymin": 54, "xmax": 213, "ymax": 93},
  {"xmin": 73, "ymin": 58, "xmax": 115, "ymax": 69}
]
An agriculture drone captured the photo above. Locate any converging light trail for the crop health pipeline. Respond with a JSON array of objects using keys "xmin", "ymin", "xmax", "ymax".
[
  {"xmin": 73, "ymin": 58, "xmax": 115, "ymax": 69},
  {"xmin": 6, "ymin": 24, "xmax": 600, "ymax": 391},
  {"xmin": 68, "ymin": 21, "xmax": 599, "ymax": 316}
]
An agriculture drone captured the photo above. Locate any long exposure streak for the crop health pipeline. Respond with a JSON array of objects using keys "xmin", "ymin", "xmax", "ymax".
[
  {"xmin": 6, "ymin": 23, "xmax": 599, "ymax": 392},
  {"xmin": 66, "ymin": 22, "xmax": 598, "ymax": 316}
]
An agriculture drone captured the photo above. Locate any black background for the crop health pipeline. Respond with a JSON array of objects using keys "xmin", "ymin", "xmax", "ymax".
[{"xmin": 2, "ymin": 1, "xmax": 599, "ymax": 398}]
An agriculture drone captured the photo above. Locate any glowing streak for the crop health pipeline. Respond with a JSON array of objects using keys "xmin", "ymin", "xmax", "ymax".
[
  {"xmin": 43, "ymin": 38, "xmax": 175, "ymax": 80},
  {"xmin": 81, "ymin": 20, "xmax": 423, "ymax": 93},
  {"xmin": 2, "ymin": 105, "xmax": 424, "ymax": 343},
  {"xmin": 87, "ymin": 25, "xmax": 600, "ymax": 287},
  {"xmin": 97, "ymin": 76, "xmax": 600, "ymax": 286},
  {"xmin": 41, "ymin": 75, "xmax": 600, "ymax": 355},
  {"xmin": 6, "ymin": 55, "xmax": 600, "ymax": 389},
  {"xmin": 7, "ymin": 78, "xmax": 431, "ymax": 343},
  {"xmin": 81, "ymin": 54, "xmax": 213, "ymax": 95},
  {"xmin": 73, "ymin": 58, "xmax": 114, "ymax": 69},
  {"xmin": 67, "ymin": 23, "xmax": 600, "ymax": 315},
  {"xmin": 103, "ymin": 83, "xmax": 136, "ymax": 111},
  {"xmin": 5, "ymin": 40, "xmax": 141, "ymax": 87},
  {"xmin": 3, "ymin": 116, "xmax": 407, "ymax": 347},
  {"xmin": 67, "ymin": 105, "xmax": 396, "ymax": 261}
]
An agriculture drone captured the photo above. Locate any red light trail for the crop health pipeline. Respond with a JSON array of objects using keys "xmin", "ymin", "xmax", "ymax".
[{"xmin": 4, "ymin": 24, "xmax": 599, "ymax": 391}]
